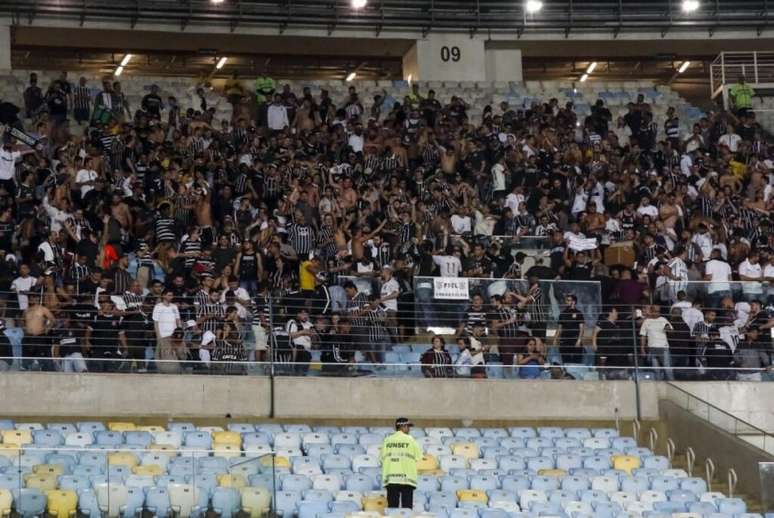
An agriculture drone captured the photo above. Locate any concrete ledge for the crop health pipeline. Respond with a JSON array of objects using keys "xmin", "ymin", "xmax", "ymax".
[
  {"xmin": 0, "ymin": 373, "xmax": 655, "ymax": 420},
  {"xmin": 0, "ymin": 372, "xmax": 272, "ymax": 418}
]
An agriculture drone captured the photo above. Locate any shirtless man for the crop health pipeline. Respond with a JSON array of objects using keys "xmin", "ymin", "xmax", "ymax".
[
  {"xmin": 110, "ymin": 193, "xmax": 133, "ymax": 231},
  {"xmin": 24, "ymin": 295, "xmax": 56, "ymax": 370},
  {"xmin": 193, "ymin": 184, "xmax": 214, "ymax": 247}
]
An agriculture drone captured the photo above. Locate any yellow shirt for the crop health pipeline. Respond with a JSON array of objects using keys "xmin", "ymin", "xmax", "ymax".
[{"xmin": 299, "ymin": 260, "xmax": 316, "ymax": 291}]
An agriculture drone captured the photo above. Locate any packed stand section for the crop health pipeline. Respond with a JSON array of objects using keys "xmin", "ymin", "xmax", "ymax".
[
  {"xmin": 0, "ymin": 419, "xmax": 756, "ymax": 518},
  {"xmin": 0, "ymin": 71, "xmax": 770, "ymax": 377}
]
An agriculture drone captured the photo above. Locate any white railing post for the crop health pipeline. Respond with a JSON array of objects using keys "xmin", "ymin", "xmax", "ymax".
[
  {"xmin": 728, "ymin": 468, "xmax": 738, "ymax": 497},
  {"xmin": 649, "ymin": 428, "xmax": 658, "ymax": 453},
  {"xmin": 754, "ymin": 51, "xmax": 759, "ymax": 83},
  {"xmin": 705, "ymin": 458, "xmax": 716, "ymax": 492},
  {"xmin": 686, "ymin": 447, "xmax": 695, "ymax": 477}
]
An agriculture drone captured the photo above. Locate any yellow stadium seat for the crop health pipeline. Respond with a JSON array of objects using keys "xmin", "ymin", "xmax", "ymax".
[
  {"xmin": 362, "ymin": 494, "xmax": 387, "ymax": 513},
  {"xmin": 0, "ymin": 488, "xmax": 12, "ymax": 516},
  {"xmin": 132, "ymin": 464, "xmax": 164, "ymax": 476},
  {"xmin": 137, "ymin": 426, "xmax": 166, "ymax": 433},
  {"xmin": 24, "ymin": 473, "xmax": 58, "ymax": 491},
  {"xmin": 213, "ymin": 444, "xmax": 241, "ymax": 458},
  {"xmin": 108, "ymin": 452, "xmax": 139, "ymax": 468},
  {"xmin": 451, "ymin": 443, "xmax": 480, "ymax": 460},
  {"xmin": 107, "ymin": 422, "xmax": 136, "ymax": 432},
  {"xmin": 146, "ymin": 444, "xmax": 177, "ymax": 456},
  {"xmin": 612, "ymin": 455, "xmax": 641, "ymax": 475},
  {"xmin": 417, "ymin": 454, "xmax": 438, "ymax": 473},
  {"xmin": 0, "ymin": 444, "xmax": 19, "ymax": 458},
  {"xmin": 241, "ymin": 486, "xmax": 271, "ymax": 518},
  {"xmin": 1, "ymin": 430, "xmax": 31, "ymax": 446},
  {"xmin": 212, "ymin": 431, "xmax": 242, "ymax": 447},
  {"xmin": 33, "ymin": 464, "xmax": 65, "ymax": 477},
  {"xmin": 260, "ymin": 456, "xmax": 289, "ymax": 469},
  {"xmin": 456, "ymin": 490, "xmax": 487, "ymax": 504},
  {"xmin": 217, "ymin": 474, "xmax": 247, "ymax": 488},
  {"xmin": 537, "ymin": 469, "xmax": 567, "ymax": 478},
  {"xmin": 46, "ymin": 490, "xmax": 78, "ymax": 517}
]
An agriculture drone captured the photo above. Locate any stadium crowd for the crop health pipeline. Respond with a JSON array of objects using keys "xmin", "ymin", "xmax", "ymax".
[{"xmin": 0, "ymin": 72, "xmax": 771, "ymax": 378}]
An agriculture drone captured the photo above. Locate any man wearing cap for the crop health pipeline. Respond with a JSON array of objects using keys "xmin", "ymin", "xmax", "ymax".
[{"xmin": 381, "ymin": 418, "xmax": 422, "ymax": 509}]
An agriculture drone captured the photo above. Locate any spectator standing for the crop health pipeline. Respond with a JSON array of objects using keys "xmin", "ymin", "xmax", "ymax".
[
  {"xmin": 554, "ymin": 294, "xmax": 585, "ymax": 364},
  {"xmin": 640, "ymin": 305, "xmax": 674, "ymax": 380},
  {"xmin": 152, "ymin": 289, "xmax": 182, "ymax": 373},
  {"xmin": 592, "ymin": 307, "xmax": 630, "ymax": 378},
  {"xmin": 729, "ymin": 76, "xmax": 755, "ymax": 117}
]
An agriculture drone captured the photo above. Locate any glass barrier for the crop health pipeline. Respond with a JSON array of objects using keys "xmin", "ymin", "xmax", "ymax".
[{"xmin": 0, "ymin": 445, "xmax": 277, "ymax": 518}]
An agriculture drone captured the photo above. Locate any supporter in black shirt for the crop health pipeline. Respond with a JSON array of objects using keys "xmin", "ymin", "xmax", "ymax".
[
  {"xmin": 141, "ymin": 85, "xmax": 164, "ymax": 119},
  {"xmin": 86, "ymin": 298, "xmax": 126, "ymax": 372},
  {"xmin": 321, "ymin": 317, "xmax": 356, "ymax": 374},
  {"xmin": 593, "ymin": 307, "xmax": 630, "ymax": 377},
  {"xmin": 556, "ymin": 294, "xmax": 585, "ymax": 364}
]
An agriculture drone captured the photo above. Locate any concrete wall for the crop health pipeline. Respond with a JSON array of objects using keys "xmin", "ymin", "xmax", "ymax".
[
  {"xmin": 660, "ymin": 400, "xmax": 774, "ymax": 500},
  {"xmin": 0, "ymin": 373, "xmax": 658, "ymax": 421},
  {"xmin": 669, "ymin": 382, "xmax": 774, "ymax": 433},
  {"xmin": 0, "ymin": 372, "xmax": 272, "ymax": 418},
  {"xmin": 485, "ymin": 48, "xmax": 523, "ymax": 83},
  {"xmin": 0, "ymin": 25, "xmax": 10, "ymax": 71}
]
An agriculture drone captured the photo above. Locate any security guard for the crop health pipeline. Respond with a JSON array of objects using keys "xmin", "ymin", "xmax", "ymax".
[{"xmin": 381, "ymin": 417, "xmax": 423, "ymax": 509}]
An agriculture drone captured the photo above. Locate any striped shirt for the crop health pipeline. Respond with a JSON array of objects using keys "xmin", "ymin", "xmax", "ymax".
[
  {"xmin": 155, "ymin": 217, "xmax": 177, "ymax": 242},
  {"xmin": 494, "ymin": 307, "xmax": 520, "ymax": 338},
  {"xmin": 287, "ymin": 223, "xmax": 315, "ymax": 257},
  {"xmin": 179, "ymin": 237, "xmax": 202, "ymax": 268},
  {"xmin": 73, "ymin": 85, "xmax": 91, "ymax": 111},
  {"xmin": 198, "ymin": 300, "xmax": 225, "ymax": 334},
  {"xmin": 123, "ymin": 291, "xmax": 144, "ymax": 311},
  {"xmin": 345, "ymin": 292, "xmax": 369, "ymax": 330},
  {"xmin": 525, "ymin": 284, "xmax": 548, "ymax": 324}
]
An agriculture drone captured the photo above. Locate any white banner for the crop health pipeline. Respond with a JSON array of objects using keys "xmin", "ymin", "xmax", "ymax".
[
  {"xmin": 568, "ymin": 236, "xmax": 598, "ymax": 251},
  {"xmin": 433, "ymin": 277, "xmax": 470, "ymax": 300}
]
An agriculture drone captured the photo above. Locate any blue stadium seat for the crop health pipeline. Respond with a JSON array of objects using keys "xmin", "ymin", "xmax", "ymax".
[
  {"xmin": 276, "ymin": 490, "xmax": 301, "ymax": 516},
  {"xmin": 298, "ymin": 500, "xmax": 330, "ymax": 518},
  {"xmin": 146, "ymin": 486, "xmax": 172, "ymax": 517},
  {"xmin": 212, "ymin": 487, "xmax": 241, "ymax": 518},
  {"xmin": 717, "ymin": 497, "xmax": 747, "ymax": 514}
]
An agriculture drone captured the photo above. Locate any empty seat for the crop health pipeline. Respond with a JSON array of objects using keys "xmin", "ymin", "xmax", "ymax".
[
  {"xmin": 17, "ymin": 488, "xmax": 47, "ymax": 518},
  {"xmin": 146, "ymin": 486, "xmax": 172, "ymax": 517},
  {"xmin": 457, "ymin": 489, "xmax": 487, "ymax": 504},
  {"xmin": 212, "ymin": 487, "xmax": 242, "ymax": 518},
  {"xmin": 612, "ymin": 455, "xmax": 641, "ymax": 474},
  {"xmin": 241, "ymin": 486, "xmax": 272, "ymax": 518}
]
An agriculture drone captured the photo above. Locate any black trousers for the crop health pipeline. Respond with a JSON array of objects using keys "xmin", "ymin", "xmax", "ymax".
[{"xmin": 386, "ymin": 484, "xmax": 414, "ymax": 509}]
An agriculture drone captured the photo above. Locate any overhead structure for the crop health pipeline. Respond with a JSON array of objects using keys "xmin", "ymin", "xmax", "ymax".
[{"xmin": 0, "ymin": 0, "xmax": 770, "ymax": 36}]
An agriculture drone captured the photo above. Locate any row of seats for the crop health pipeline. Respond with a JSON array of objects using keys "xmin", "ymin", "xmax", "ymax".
[{"xmin": 0, "ymin": 483, "xmax": 268, "ymax": 518}]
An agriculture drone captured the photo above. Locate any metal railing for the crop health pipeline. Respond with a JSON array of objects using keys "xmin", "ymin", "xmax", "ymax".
[
  {"xmin": 664, "ymin": 383, "xmax": 774, "ymax": 456},
  {"xmin": 710, "ymin": 51, "xmax": 774, "ymax": 104}
]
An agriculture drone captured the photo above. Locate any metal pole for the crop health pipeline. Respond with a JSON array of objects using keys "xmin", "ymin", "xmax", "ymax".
[
  {"xmin": 271, "ymin": 452, "xmax": 278, "ymax": 518},
  {"xmin": 268, "ymin": 294, "xmax": 276, "ymax": 419},
  {"xmin": 631, "ymin": 305, "xmax": 642, "ymax": 421}
]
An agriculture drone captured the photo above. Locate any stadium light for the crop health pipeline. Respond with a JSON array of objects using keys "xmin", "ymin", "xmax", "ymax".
[
  {"xmin": 407, "ymin": 74, "xmax": 413, "ymax": 84},
  {"xmin": 211, "ymin": 0, "xmax": 224, "ymax": 4},
  {"xmin": 586, "ymin": 62, "xmax": 598, "ymax": 74},
  {"xmin": 678, "ymin": 61, "xmax": 691, "ymax": 73},
  {"xmin": 120, "ymin": 54, "xmax": 132, "ymax": 67},
  {"xmin": 580, "ymin": 73, "xmax": 588, "ymax": 82},
  {"xmin": 216, "ymin": 57, "xmax": 228, "ymax": 69},
  {"xmin": 114, "ymin": 66, "xmax": 124, "ymax": 77},
  {"xmin": 682, "ymin": 0, "xmax": 699, "ymax": 13},
  {"xmin": 525, "ymin": 0, "xmax": 543, "ymax": 14},
  {"xmin": 351, "ymin": 0, "xmax": 367, "ymax": 9},
  {"xmin": 346, "ymin": 72, "xmax": 357, "ymax": 82}
]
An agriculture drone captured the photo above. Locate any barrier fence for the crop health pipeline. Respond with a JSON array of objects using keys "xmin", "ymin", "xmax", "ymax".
[{"xmin": 0, "ymin": 277, "xmax": 770, "ymax": 383}]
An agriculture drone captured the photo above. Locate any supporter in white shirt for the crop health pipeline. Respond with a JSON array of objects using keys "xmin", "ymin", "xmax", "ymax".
[
  {"xmin": 286, "ymin": 309, "xmax": 315, "ymax": 352},
  {"xmin": 152, "ymin": 291, "xmax": 181, "ymax": 339},
  {"xmin": 639, "ymin": 305, "xmax": 674, "ymax": 380},
  {"xmin": 665, "ymin": 247, "xmax": 689, "ymax": 301},
  {"xmin": 347, "ymin": 128, "xmax": 364, "ymax": 153},
  {"xmin": 718, "ymin": 127, "xmax": 742, "ymax": 152},
  {"xmin": 0, "ymin": 146, "xmax": 22, "ymax": 182},
  {"xmin": 450, "ymin": 208, "xmax": 472, "ymax": 234},
  {"xmin": 378, "ymin": 267, "xmax": 400, "ymax": 313},
  {"xmin": 679, "ymin": 153, "xmax": 693, "ymax": 176},
  {"xmin": 267, "ymin": 95, "xmax": 290, "ymax": 131},
  {"xmin": 704, "ymin": 250, "xmax": 733, "ymax": 307},
  {"xmin": 432, "ymin": 249, "xmax": 463, "ymax": 277},
  {"xmin": 765, "ymin": 257, "xmax": 774, "ymax": 301},
  {"xmin": 75, "ymin": 159, "xmax": 99, "ymax": 198},
  {"xmin": 504, "ymin": 187, "xmax": 525, "ymax": 214},
  {"xmin": 10, "ymin": 264, "xmax": 37, "ymax": 311},
  {"xmin": 680, "ymin": 302, "xmax": 704, "ymax": 332},
  {"xmin": 738, "ymin": 252, "xmax": 764, "ymax": 300},
  {"xmin": 690, "ymin": 226, "xmax": 713, "ymax": 262},
  {"xmin": 636, "ymin": 196, "xmax": 658, "ymax": 219},
  {"xmin": 491, "ymin": 159, "xmax": 507, "ymax": 195}
]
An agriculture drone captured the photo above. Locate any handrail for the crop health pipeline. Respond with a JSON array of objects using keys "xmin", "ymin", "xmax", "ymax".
[
  {"xmin": 686, "ymin": 447, "xmax": 696, "ymax": 477},
  {"xmin": 649, "ymin": 428, "xmax": 658, "ymax": 454},
  {"xmin": 728, "ymin": 468, "xmax": 738, "ymax": 498},
  {"xmin": 706, "ymin": 458, "xmax": 716, "ymax": 492},
  {"xmin": 665, "ymin": 383, "xmax": 774, "ymax": 442},
  {"xmin": 614, "ymin": 408, "xmax": 620, "ymax": 434},
  {"xmin": 666, "ymin": 438, "xmax": 675, "ymax": 462},
  {"xmin": 632, "ymin": 419, "xmax": 641, "ymax": 445}
]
